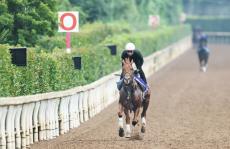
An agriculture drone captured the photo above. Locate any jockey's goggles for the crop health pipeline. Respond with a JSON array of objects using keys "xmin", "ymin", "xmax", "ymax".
[{"xmin": 127, "ymin": 50, "xmax": 134, "ymax": 53}]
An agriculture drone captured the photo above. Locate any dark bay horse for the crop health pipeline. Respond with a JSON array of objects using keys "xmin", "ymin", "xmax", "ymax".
[
  {"xmin": 117, "ymin": 58, "xmax": 150, "ymax": 138},
  {"xmin": 198, "ymin": 35, "xmax": 209, "ymax": 72}
]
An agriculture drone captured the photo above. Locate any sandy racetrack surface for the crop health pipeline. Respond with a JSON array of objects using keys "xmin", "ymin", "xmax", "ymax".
[{"xmin": 31, "ymin": 44, "xmax": 230, "ymax": 149}]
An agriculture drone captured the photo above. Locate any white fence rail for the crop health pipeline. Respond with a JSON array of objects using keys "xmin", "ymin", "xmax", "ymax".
[
  {"xmin": 205, "ymin": 32, "xmax": 230, "ymax": 44},
  {"xmin": 0, "ymin": 36, "xmax": 191, "ymax": 149}
]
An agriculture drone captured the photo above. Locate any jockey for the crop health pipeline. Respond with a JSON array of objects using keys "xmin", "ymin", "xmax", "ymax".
[
  {"xmin": 197, "ymin": 33, "xmax": 210, "ymax": 54},
  {"xmin": 197, "ymin": 33, "xmax": 210, "ymax": 72},
  {"xmin": 198, "ymin": 33, "xmax": 208, "ymax": 49},
  {"xmin": 117, "ymin": 42, "xmax": 148, "ymax": 95}
]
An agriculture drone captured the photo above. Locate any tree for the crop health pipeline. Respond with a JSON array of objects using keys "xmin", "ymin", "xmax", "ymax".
[
  {"xmin": 135, "ymin": 0, "xmax": 182, "ymax": 25},
  {"xmin": 69, "ymin": 0, "xmax": 139, "ymax": 22},
  {"xmin": 2, "ymin": 0, "xmax": 57, "ymax": 46},
  {"xmin": 57, "ymin": 0, "xmax": 87, "ymax": 24},
  {"xmin": 0, "ymin": 1, "xmax": 13, "ymax": 43}
]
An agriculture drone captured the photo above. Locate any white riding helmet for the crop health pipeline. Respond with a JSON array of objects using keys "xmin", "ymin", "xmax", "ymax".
[{"xmin": 125, "ymin": 42, "xmax": 135, "ymax": 51}]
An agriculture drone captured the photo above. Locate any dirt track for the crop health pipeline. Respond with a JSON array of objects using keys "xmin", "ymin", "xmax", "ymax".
[{"xmin": 32, "ymin": 44, "xmax": 230, "ymax": 149}]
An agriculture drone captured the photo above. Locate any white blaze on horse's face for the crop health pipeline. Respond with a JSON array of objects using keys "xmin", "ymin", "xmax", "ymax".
[{"xmin": 124, "ymin": 73, "xmax": 131, "ymax": 85}]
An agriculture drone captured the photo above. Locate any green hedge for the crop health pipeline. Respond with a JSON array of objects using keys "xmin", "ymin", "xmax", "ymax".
[
  {"xmin": 0, "ymin": 24, "xmax": 191, "ymax": 97},
  {"xmin": 101, "ymin": 25, "xmax": 191, "ymax": 56},
  {"xmin": 186, "ymin": 17, "xmax": 230, "ymax": 32},
  {"xmin": 37, "ymin": 22, "xmax": 131, "ymax": 51}
]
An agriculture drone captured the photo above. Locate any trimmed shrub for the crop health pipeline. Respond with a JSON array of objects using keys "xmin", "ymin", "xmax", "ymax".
[
  {"xmin": 0, "ymin": 24, "xmax": 191, "ymax": 97},
  {"xmin": 37, "ymin": 22, "xmax": 131, "ymax": 51}
]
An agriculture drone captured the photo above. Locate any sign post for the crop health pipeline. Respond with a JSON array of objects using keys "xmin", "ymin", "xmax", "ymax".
[
  {"xmin": 66, "ymin": 32, "xmax": 71, "ymax": 53},
  {"xmin": 58, "ymin": 11, "xmax": 79, "ymax": 53},
  {"xmin": 148, "ymin": 15, "xmax": 160, "ymax": 30}
]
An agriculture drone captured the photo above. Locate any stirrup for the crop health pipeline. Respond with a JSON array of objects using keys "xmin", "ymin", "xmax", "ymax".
[{"xmin": 142, "ymin": 86, "xmax": 149, "ymax": 99}]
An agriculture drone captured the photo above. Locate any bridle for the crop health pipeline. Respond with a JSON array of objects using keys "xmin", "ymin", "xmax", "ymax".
[{"xmin": 123, "ymin": 71, "xmax": 133, "ymax": 85}]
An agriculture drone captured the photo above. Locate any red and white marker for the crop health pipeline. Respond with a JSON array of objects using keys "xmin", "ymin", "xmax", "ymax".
[
  {"xmin": 148, "ymin": 15, "xmax": 160, "ymax": 29},
  {"xmin": 58, "ymin": 11, "xmax": 79, "ymax": 53}
]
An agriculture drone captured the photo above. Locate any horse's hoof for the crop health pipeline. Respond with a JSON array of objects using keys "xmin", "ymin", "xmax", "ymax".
[
  {"xmin": 141, "ymin": 126, "xmax": 146, "ymax": 133},
  {"xmin": 132, "ymin": 120, "xmax": 138, "ymax": 127},
  {"xmin": 119, "ymin": 128, "xmax": 125, "ymax": 137},
  {"xmin": 125, "ymin": 133, "xmax": 131, "ymax": 138}
]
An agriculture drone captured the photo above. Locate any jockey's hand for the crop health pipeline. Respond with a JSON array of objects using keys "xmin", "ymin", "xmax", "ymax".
[{"xmin": 134, "ymin": 69, "xmax": 139, "ymax": 75}]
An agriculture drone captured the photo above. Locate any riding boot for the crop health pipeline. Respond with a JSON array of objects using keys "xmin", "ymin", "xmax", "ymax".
[
  {"xmin": 142, "ymin": 85, "xmax": 149, "ymax": 100},
  {"xmin": 116, "ymin": 79, "xmax": 123, "ymax": 90}
]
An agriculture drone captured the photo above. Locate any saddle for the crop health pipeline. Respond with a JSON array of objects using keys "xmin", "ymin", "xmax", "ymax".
[{"xmin": 133, "ymin": 70, "xmax": 148, "ymax": 92}]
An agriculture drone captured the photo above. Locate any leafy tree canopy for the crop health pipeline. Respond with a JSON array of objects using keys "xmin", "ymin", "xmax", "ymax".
[{"xmin": 0, "ymin": 0, "xmax": 57, "ymax": 46}]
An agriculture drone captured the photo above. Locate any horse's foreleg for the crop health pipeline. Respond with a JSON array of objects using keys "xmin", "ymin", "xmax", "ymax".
[
  {"xmin": 118, "ymin": 103, "xmax": 125, "ymax": 137},
  {"xmin": 118, "ymin": 103, "xmax": 124, "ymax": 128},
  {"xmin": 142, "ymin": 91, "xmax": 150, "ymax": 118},
  {"xmin": 132, "ymin": 107, "xmax": 140, "ymax": 127},
  {"xmin": 141, "ymin": 95, "xmax": 150, "ymax": 133},
  {"xmin": 124, "ymin": 109, "xmax": 131, "ymax": 138}
]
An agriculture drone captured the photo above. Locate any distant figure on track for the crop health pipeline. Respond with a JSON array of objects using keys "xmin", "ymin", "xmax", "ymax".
[{"xmin": 197, "ymin": 32, "xmax": 210, "ymax": 72}]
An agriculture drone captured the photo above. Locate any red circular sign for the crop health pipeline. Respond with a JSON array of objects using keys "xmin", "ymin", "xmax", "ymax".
[{"xmin": 60, "ymin": 13, "xmax": 77, "ymax": 31}]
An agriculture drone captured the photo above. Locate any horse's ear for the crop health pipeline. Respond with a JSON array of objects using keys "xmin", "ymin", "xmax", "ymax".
[{"xmin": 123, "ymin": 59, "xmax": 128, "ymax": 65}]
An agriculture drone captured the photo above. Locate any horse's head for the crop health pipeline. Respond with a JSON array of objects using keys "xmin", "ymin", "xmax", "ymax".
[{"xmin": 122, "ymin": 58, "xmax": 134, "ymax": 85}]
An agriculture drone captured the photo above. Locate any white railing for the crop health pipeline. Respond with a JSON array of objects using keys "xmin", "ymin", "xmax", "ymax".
[
  {"xmin": 205, "ymin": 32, "xmax": 230, "ymax": 43},
  {"xmin": 0, "ymin": 36, "xmax": 192, "ymax": 149}
]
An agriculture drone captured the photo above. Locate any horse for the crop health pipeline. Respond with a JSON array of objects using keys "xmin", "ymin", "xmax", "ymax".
[
  {"xmin": 198, "ymin": 47, "xmax": 209, "ymax": 72},
  {"xmin": 198, "ymin": 36, "xmax": 209, "ymax": 72},
  {"xmin": 117, "ymin": 58, "xmax": 150, "ymax": 138}
]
